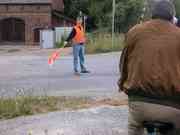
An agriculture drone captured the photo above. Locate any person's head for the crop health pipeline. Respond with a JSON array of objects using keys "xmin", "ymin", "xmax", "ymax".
[
  {"xmin": 151, "ymin": 0, "xmax": 176, "ymax": 22},
  {"xmin": 76, "ymin": 18, "xmax": 83, "ymax": 26}
]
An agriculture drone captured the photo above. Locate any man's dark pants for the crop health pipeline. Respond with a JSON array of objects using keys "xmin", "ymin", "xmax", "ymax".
[{"xmin": 128, "ymin": 100, "xmax": 180, "ymax": 135}]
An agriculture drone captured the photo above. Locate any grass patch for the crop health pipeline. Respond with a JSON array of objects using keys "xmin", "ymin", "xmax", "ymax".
[
  {"xmin": 86, "ymin": 33, "xmax": 125, "ymax": 54},
  {"xmin": 0, "ymin": 96, "xmax": 89, "ymax": 120},
  {"xmin": 0, "ymin": 49, "xmax": 5, "ymax": 51},
  {"xmin": 0, "ymin": 95, "xmax": 128, "ymax": 120},
  {"xmin": 7, "ymin": 49, "xmax": 20, "ymax": 53},
  {"xmin": 55, "ymin": 41, "xmax": 64, "ymax": 48}
]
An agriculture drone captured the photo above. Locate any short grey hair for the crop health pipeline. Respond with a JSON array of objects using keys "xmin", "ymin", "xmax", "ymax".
[{"xmin": 151, "ymin": 0, "xmax": 176, "ymax": 21}]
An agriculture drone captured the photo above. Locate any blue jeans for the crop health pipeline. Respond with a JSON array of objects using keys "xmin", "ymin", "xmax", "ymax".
[{"xmin": 73, "ymin": 44, "xmax": 86, "ymax": 72}]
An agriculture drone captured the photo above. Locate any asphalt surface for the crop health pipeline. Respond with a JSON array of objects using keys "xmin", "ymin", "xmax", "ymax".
[
  {"xmin": 0, "ymin": 50, "xmax": 129, "ymax": 135},
  {"xmin": 0, "ymin": 106, "xmax": 128, "ymax": 135},
  {"xmin": 0, "ymin": 52, "xmax": 120, "ymax": 98}
]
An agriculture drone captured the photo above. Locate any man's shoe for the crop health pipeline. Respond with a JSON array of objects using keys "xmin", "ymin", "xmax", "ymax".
[{"xmin": 81, "ymin": 70, "xmax": 90, "ymax": 73}]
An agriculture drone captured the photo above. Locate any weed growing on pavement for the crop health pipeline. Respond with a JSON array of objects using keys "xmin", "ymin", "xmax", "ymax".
[
  {"xmin": 0, "ymin": 89, "xmax": 127, "ymax": 120},
  {"xmin": 0, "ymin": 95, "xmax": 89, "ymax": 120},
  {"xmin": 0, "ymin": 89, "xmax": 88, "ymax": 120}
]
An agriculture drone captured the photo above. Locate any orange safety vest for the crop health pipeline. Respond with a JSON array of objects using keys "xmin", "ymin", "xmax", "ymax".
[{"xmin": 73, "ymin": 24, "xmax": 86, "ymax": 44}]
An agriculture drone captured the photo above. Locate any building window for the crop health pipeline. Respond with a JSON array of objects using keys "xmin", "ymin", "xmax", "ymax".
[
  {"xmin": 1, "ymin": 18, "xmax": 25, "ymax": 42},
  {"xmin": 34, "ymin": 28, "xmax": 41, "ymax": 43},
  {"xmin": 37, "ymin": 6, "xmax": 40, "ymax": 10},
  {"xmin": 20, "ymin": 6, "xmax": 24, "ymax": 11},
  {"xmin": 6, "ymin": 5, "xmax": 8, "ymax": 11}
]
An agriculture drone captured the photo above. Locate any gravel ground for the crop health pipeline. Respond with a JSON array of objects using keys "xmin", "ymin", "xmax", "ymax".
[{"xmin": 0, "ymin": 106, "xmax": 128, "ymax": 135}]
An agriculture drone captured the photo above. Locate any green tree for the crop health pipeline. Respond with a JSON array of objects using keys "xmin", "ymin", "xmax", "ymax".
[
  {"xmin": 174, "ymin": 0, "xmax": 180, "ymax": 17},
  {"xmin": 63, "ymin": 0, "xmax": 144, "ymax": 33},
  {"xmin": 88, "ymin": 0, "xmax": 112, "ymax": 30},
  {"xmin": 63, "ymin": 0, "xmax": 89, "ymax": 20},
  {"xmin": 115, "ymin": 0, "xmax": 144, "ymax": 32}
]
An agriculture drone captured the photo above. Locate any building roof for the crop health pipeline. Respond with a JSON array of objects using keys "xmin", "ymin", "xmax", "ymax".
[
  {"xmin": 0, "ymin": 0, "xmax": 64, "ymax": 12},
  {"xmin": 0, "ymin": 0, "xmax": 51, "ymax": 4}
]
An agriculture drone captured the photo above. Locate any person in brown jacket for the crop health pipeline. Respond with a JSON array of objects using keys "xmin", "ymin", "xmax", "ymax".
[{"xmin": 119, "ymin": 1, "xmax": 180, "ymax": 134}]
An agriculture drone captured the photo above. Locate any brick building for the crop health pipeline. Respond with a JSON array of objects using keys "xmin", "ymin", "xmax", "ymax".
[{"xmin": 0, "ymin": 0, "xmax": 65, "ymax": 46}]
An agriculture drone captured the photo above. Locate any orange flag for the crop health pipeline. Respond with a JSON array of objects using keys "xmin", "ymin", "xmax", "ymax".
[
  {"xmin": 48, "ymin": 42, "xmax": 67, "ymax": 66},
  {"xmin": 48, "ymin": 50, "xmax": 60, "ymax": 66}
]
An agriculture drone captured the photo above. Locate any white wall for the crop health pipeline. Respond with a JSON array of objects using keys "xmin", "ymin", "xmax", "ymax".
[
  {"xmin": 40, "ymin": 29, "xmax": 55, "ymax": 49},
  {"xmin": 55, "ymin": 27, "xmax": 72, "ymax": 43}
]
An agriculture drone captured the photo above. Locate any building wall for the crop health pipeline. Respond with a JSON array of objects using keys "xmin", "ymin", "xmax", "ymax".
[
  {"xmin": 0, "ymin": 4, "xmax": 52, "ymax": 45},
  {"xmin": 0, "ymin": 21, "xmax": 1, "ymax": 41},
  {"xmin": 52, "ymin": 0, "xmax": 64, "ymax": 11},
  {"xmin": 52, "ymin": 16, "xmax": 74, "ymax": 27}
]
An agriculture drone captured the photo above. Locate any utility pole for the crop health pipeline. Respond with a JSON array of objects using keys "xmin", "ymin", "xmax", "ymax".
[
  {"xmin": 112, "ymin": 0, "xmax": 116, "ymax": 49},
  {"xmin": 83, "ymin": 16, "xmax": 87, "ymax": 33},
  {"xmin": 78, "ymin": 11, "xmax": 86, "ymax": 33}
]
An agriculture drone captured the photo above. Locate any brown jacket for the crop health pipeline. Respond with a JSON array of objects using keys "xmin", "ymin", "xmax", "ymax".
[{"xmin": 119, "ymin": 19, "xmax": 180, "ymax": 103}]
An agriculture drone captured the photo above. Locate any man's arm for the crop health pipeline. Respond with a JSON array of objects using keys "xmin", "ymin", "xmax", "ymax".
[
  {"xmin": 118, "ymin": 34, "xmax": 129, "ymax": 92},
  {"xmin": 118, "ymin": 47, "xmax": 128, "ymax": 92},
  {"xmin": 66, "ymin": 28, "xmax": 76, "ymax": 42},
  {"xmin": 118, "ymin": 25, "xmax": 140, "ymax": 92}
]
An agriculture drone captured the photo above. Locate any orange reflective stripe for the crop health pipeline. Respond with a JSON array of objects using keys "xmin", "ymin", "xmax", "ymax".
[{"xmin": 73, "ymin": 25, "xmax": 86, "ymax": 44}]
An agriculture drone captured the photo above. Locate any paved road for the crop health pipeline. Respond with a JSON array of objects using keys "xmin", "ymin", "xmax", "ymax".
[
  {"xmin": 0, "ymin": 52, "xmax": 121, "ymax": 98},
  {"xmin": 0, "ymin": 106, "xmax": 128, "ymax": 135},
  {"xmin": 0, "ymin": 50, "xmax": 129, "ymax": 135}
]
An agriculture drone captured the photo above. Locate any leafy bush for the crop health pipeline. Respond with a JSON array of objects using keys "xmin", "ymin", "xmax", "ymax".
[
  {"xmin": 86, "ymin": 33, "xmax": 125, "ymax": 54},
  {"xmin": 0, "ymin": 96, "xmax": 89, "ymax": 120},
  {"xmin": 55, "ymin": 35, "xmax": 66, "ymax": 48}
]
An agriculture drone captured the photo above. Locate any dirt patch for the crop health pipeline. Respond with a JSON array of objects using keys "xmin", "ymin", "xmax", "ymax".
[{"xmin": 88, "ymin": 98, "xmax": 128, "ymax": 107}]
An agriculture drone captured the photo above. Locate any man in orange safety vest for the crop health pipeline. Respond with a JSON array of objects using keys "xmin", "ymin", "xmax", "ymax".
[{"xmin": 65, "ymin": 19, "xmax": 90, "ymax": 75}]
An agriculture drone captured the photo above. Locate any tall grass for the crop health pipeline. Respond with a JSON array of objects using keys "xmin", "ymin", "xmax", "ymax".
[
  {"xmin": 0, "ymin": 96, "xmax": 89, "ymax": 120},
  {"xmin": 86, "ymin": 33, "xmax": 125, "ymax": 54},
  {"xmin": 0, "ymin": 95, "xmax": 128, "ymax": 120}
]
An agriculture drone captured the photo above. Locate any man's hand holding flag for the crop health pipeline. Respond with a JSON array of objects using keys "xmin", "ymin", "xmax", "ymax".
[{"xmin": 48, "ymin": 41, "xmax": 68, "ymax": 66}]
